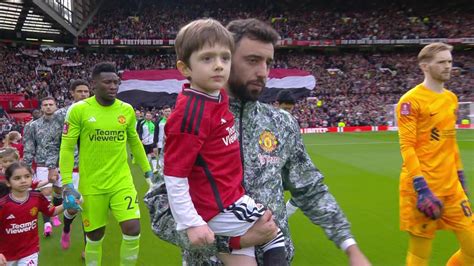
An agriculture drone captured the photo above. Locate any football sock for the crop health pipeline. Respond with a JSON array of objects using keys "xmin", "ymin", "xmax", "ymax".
[
  {"xmin": 448, "ymin": 229, "xmax": 474, "ymax": 266},
  {"xmin": 406, "ymin": 234, "xmax": 432, "ymax": 266},
  {"xmin": 120, "ymin": 234, "xmax": 140, "ymax": 266},
  {"xmin": 63, "ymin": 210, "xmax": 76, "ymax": 233},
  {"xmin": 85, "ymin": 236, "xmax": 103, "ymax": 266}
]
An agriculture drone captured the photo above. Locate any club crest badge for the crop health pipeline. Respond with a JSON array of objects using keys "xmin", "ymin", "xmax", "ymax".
[
  {"xmin": 118, "ymin": 115, "xmax": 126, "ymax": 124},
  {"xmin": 258, "ymin": 130, "xmax": 278, "ymax": 153},
  {"xmin": 30, "ymin": 207, "xmax": 38, "ymax": 216}
]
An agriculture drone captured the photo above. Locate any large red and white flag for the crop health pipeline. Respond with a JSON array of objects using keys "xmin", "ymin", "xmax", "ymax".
[
  {"xmin": 118, "ymin": 69, "xmax": 315, "ymax": 107},
  {"xmin": 119, "ymin": 68, "xmax": 315, "ymax": 94}
]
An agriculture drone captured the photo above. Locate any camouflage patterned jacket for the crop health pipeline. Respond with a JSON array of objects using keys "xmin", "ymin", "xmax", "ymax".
[
  {"xmin": 144, "ymin": 99, "xmax": 354, "ymax": 265},
  {"xmin": 23, "ymin": 115, "xmax": 63, "ymax": 168},
  {"xmin": 48, "ymin": 106, "xmax": 79, "ymax": 169}
]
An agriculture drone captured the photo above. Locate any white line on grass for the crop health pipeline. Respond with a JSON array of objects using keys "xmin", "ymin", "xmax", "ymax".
[
  {"xmin": 306, "ymin": 139, "xmax": 474, "ymax": 146},
  {"xmin": 306, "ymin": 142, "xmax": 397, "ymax": 146}
]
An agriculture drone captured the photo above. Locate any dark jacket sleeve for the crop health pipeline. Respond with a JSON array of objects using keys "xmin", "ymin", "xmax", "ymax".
[{"xmin": 136, "ymin": 119, "xmax": 144, "ymax": 140}]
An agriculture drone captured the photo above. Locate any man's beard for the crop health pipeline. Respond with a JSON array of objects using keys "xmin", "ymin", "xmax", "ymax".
[
  {"xmin": 228, "ymin": 79, "xmax": 264, "ymax": 102},
  {"xmin": 433, "ymin": 72, "xmax": 451, "ymax": 82},
  {"xmin": 429, "ymin": 67, "xmax": 451, "ymax": 82}
]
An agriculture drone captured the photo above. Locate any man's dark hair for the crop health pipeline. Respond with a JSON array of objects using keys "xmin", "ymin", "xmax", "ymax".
[
  {"xmin": 276, "ymin": 90, "xmax": 296, "ymax": 105},
  {"xmin": 92, "ymin": 62, "xmax": 116, "ymax": 79},
  {"xmin": 226, "ymin": 18, "xmax": 280, "ymax": 46},
  {"xmin": 40, "ymin": 96, "xmax": 56, "ymax": 104},
  {"xmin": 31, "ymin": 109, "xmax": 41, "ymax": 115},
  {"xmin": 162, "ymin": 105, "xmax": 170, "ymax": 110},
  {"xmin": 70, "ymin": 79, "xmax": 90, "ymax": 91}
]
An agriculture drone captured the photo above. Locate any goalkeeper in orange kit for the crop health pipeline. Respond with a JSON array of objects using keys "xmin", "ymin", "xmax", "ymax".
[{"xmin": 396, "ymin": 42, "xmax": 473, "ymax": 266}]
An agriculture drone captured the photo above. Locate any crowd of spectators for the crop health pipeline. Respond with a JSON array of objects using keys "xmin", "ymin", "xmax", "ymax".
[
  {"xmin": 0, "ymin": 111, "xmax": 25, "ymax": 144},
  {"xmin": 278, "ymin": 51, "xmax": 473, "ymax": 127},
  {"xmin": 0, "ymin": 47, "xmax": 175, "ymax": 106},
  {"xmin": 80, "ymin": 0, "xmax": 474, "ymax": 41},
  {"xmin": 0, "ymin": 45, "xmax": 472, "ymax": 128}
]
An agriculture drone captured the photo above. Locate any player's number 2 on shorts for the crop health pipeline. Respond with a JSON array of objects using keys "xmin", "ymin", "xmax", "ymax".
[
  {"xmin": 125, "ymin": 195, "xmax": 139, "ymax": 210},
  {"xmin": 460, "ymin": 200, "xmax": 472, "ymax": 217}
]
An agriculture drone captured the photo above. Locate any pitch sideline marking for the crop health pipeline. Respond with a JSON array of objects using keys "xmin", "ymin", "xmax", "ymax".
[{"xmin": 306, "ymin": 139, "xmax": 474, "ymax": 146}]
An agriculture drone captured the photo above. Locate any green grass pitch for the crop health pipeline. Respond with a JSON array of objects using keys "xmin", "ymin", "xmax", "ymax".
[{"xmin": 38, "ymin": 130, "xmax": 473, "ymax": 265}]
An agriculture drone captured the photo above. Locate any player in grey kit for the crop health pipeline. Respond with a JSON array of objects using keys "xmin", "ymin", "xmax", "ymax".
[{"xmin": 145, "ymin": 18, "xmax": 371, "ymax": 266}]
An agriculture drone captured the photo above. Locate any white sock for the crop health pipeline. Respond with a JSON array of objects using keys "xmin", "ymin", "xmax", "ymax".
[{"xmin": 286, "ymin": 200, "xmax": 298, "ymax": 217}]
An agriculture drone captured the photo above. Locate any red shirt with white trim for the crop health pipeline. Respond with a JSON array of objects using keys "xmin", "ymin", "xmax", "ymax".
[
  {"xmin": 164, "ymin": 85, "xmax": 244, "ymax": 221},
  {"xmin": 0, "ymin": 191, "xmax": 55, "ymax": 260}
]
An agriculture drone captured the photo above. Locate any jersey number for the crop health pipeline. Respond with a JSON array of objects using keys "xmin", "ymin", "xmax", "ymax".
[
  {"xmin": 461, "ymin": 200, "xmax": 472, "ymax": 217},
  {"xmin": 125, "ymin": 195, "xmax": 139, "ymax": 210}
]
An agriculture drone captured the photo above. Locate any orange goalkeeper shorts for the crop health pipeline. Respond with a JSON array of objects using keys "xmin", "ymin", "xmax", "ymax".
[{"xmin": 400, "ymin": 189, "xmax": 474, "ymax": 238}]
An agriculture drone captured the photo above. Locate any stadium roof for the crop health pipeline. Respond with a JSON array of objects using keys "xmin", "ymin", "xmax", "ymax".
[
  {"xmin": 0, "ymin": 0, "xmax": 102, "ymax": 44},
  {"xmin": 0, "ymin": 1, "xmax": 62, "ymax": 34}
]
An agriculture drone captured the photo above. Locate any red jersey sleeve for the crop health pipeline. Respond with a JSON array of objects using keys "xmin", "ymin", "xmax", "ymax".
[
  {"xmin": 37, "ymin": 193, "xmax": 55, "ymax": 217},
  {"xmin": 164, "ymin": 93, "xmax": 211, "ymax": 178}
]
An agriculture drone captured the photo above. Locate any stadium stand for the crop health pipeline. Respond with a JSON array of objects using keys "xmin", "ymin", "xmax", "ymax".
[{"xmin": 0, "ymin": 0, "xmax": 473, "ymax": 131}]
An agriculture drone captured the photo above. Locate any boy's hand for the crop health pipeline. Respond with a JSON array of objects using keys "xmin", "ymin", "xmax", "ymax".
[
  {"xmin": 187, "ymin": 224, "xmax": 215, "ymax": 247},
  {"xmin": 240, "ymin": 210, "xmax": 278, "ymax": 248}
]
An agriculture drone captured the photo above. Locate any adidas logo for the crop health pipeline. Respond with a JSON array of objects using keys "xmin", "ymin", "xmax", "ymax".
[
  {"xmin": 6, "ymin": 214, "xmax": 15, "ymax": 220},
  {"xmin": 220, "ymin": 118, "xmax": 227, "ymax": 124},
  {"xmin": 88, "ymin": 117, "xmax": 96, "ymax": 122},
  {"xmin": 430, "ymin": 127, "xmax": 440, "ymax": 141},
  {"xmin": 15, "ymin": 102, "xmax": 25, "ymax": 108}
]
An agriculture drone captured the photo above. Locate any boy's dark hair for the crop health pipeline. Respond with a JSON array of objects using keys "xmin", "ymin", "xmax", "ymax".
[
  {"xmin": 226, "ymin": 18, "xmax": 280, "ymax": 46},
  {"xmin": 175, "ymin": 18, "xmax": 234, "ymax": 66},
  {"xmin": 276, "ymin": 90, "xmax": 296, "ymax": 105},
  {"xmin": 92, "ymin": 62, "xmax": 116, "ymax": 79},
  {"xmin": 70, "ymin": 79, "xmax": 90, "ymax": 91},
  {"xmin": 31, "ymin": 109, "xmax": 41, "ymax": 115}
]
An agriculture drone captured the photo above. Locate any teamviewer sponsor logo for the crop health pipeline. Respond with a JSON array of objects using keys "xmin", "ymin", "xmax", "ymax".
[
  {"xmin": 222, "ymin": 126, "xmax": 238, "ymax": 146},
  {"xmin": 6, "ymin": 220, "xmax": 37, "ymax": 234},
  {"xmin": 89, "ymin": 129, "xmax": 125, "ymax": 142}
]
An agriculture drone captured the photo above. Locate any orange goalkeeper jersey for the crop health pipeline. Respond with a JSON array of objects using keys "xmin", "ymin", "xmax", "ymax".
[{"xmin": 397, "ymin": 83, "xmax": 463, "ymax": 196}]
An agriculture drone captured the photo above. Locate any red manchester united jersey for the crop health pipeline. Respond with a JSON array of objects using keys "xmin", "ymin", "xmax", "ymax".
[
  {"xmin": 164, "ymin": 85, "xmax": 245, "ymax": 221},
  {"xmin": 0, "ymin": 191, "xmax": 55, "ymax": 260}
]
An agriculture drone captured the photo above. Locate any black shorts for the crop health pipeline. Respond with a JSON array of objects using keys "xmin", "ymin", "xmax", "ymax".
[{"xmin": 143, "ymin": 144, "xmax": 154, "ymax": 154}]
